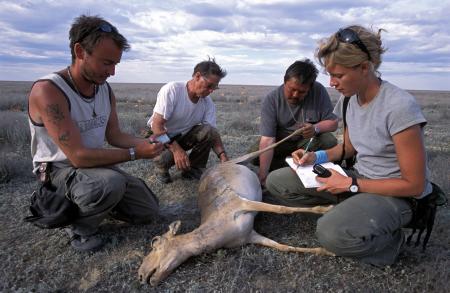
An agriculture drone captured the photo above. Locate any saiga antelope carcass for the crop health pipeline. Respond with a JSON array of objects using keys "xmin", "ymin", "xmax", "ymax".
[{"xmin": 139, "ymin": 128, "xmax": 334, "ymax": 286}]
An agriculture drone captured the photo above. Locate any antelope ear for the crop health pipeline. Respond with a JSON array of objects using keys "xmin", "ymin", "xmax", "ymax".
[
  {"xmin": 168, "ymin": 220, "xmax": 181, "ymax": 236},
  {"xmin": 151, "ymin": 236, "xmax": 162, "ymax": 248}
]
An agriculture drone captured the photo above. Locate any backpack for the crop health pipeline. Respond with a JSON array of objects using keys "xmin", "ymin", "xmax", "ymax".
[
  {"xmin": 24, "ymin": 171, "xmax": 78, "ymax": 229},
  {"xmin": 405, "ymin": 182, "xmax": 447, "ymax": 251}
]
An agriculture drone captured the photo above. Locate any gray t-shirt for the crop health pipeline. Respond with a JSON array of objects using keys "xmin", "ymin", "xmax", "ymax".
[
  {"xmin": 260, "ymin": 81, "xmax": 336, "ymax": 140},
  {"xmin": 334, "ymin": 80, "xmax": 432, "ymax": 198}
]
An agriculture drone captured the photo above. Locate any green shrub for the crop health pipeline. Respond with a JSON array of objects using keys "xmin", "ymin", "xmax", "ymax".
[
  {"xmin": 117, "ymin": 112, "xmax": 149, "ymax": 136},
  {"xmin": 0, "ymin": 152, "xmax": 33, "ymax": 183},
  {"xmin": 0, "ymin": 81, "xmax": 31, "ymax": 111},
  {"xmin": 427, "ymin": 148, "xmax": 450, "ymax": 193},
  {"xmin": 0, "ymin": 111, "xmax": 30, "ymax": 146},
  {"xmin": 227, "ymin": 119, "xmax": 257, "ymax": 133}
]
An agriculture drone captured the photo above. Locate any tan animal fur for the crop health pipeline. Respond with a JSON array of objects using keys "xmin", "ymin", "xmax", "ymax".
[{"xmin": 139, "ymin": 128, "xmax": 334, "ymax": 286}]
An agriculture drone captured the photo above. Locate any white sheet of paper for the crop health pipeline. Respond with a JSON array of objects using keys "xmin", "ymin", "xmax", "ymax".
[{"xmin": 285, "ymin": 157, "xmax": 348, "ymax": 188}]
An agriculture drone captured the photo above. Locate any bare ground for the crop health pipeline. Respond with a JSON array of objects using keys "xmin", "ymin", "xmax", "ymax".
[{"xmin": 0, "ymin": 83, "xmax": 449, "ymax": 292}]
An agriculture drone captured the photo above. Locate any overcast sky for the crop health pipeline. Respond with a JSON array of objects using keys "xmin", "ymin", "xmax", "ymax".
[{"xmin": 1, "ymin": 0, "xmax": 449, "ymax": 90}]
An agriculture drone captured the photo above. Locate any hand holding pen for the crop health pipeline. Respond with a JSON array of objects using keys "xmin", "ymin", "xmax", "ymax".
[{"xmin": 292, "ymin": 137, "xmax": 316, "ymax": 166}]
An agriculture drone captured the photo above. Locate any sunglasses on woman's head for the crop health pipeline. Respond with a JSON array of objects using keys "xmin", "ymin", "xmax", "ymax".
[{"xmin": 336, "ymin": 28, "xmax": 372, "ymax": 61}]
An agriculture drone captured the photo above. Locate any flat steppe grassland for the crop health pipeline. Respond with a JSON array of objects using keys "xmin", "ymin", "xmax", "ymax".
[{"xmin": 0, "ymin": 81, "xmax": 449, "ymax": 292}]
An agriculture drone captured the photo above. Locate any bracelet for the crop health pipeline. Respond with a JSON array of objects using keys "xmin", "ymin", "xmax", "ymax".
[
  {"xmin": 129, "ymin": 147, "xmax": 136, "ymax": 161},
  {"xmin": 314, "ymin": 150, "xmax": 328, "ymax": 164},
  {"xmin": 216, "ymin": 151, "xmax": 226, "ymax": 158},
  {"xmin": 314, "ymin": 125, "xmax": 320, "ymax": 136}
]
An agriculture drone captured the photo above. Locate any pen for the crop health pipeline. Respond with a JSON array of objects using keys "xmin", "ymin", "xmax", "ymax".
[{"xmin": 294, "ymin": 137, "xmax": 314, "ymax": 171}]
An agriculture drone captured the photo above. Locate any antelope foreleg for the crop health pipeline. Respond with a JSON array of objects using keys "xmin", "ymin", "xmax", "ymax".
[
  {"xmin": 248, "ymin": 230, "xmax": 335, "ymax": 256},
  {"xmin": 238, "ymin": 198, "xmax": 333, "ymax": 215}
]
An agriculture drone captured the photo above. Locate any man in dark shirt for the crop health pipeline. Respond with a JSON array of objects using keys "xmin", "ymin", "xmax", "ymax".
[{"xmin": 253, "ymin": 59, "xmax": 338, "ymax": 186}]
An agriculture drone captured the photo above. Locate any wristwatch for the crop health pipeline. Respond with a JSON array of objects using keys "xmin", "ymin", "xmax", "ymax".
[
  {"xmin": 349, "ymin": 177, "xmax": 359, "ymax": 193},
  {"xmin": 314, "ymin": 125, "xmax": 320, "ymax": 136},
  {"xmin": 129, "ymin": 147, "xmax": 136, "ymax": 161}
]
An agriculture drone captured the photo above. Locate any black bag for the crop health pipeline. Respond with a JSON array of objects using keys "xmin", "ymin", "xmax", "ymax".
[
  {"xmin": 405, "ymin": 182, "xmax": 447, "ymax": 251},
  {"xmin": 24, "ymin": 171, "xmax": 78, "ymax": 229}
]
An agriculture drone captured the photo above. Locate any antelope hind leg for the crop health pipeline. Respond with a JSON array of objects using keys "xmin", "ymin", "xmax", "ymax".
[
  {"xmin": 249, "ymin": 230, "xmax": 335, "ymax": 256},
  {"xmin": 239, "ymin": 197, "xmax": 333, "ymax": 215}
]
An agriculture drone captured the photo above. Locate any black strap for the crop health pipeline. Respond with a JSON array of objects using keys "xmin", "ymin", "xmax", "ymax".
[
  {"xmin": 342, "ymin": 96, "xmax": 350, "ymax": 129},
  {"xmin": 338, "ymin": 96, "xmax": 356, "ymax": 167}
]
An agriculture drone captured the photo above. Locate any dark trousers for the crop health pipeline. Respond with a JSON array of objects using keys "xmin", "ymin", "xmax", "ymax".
[
  {"xmin": 50, "ymin": 165, "xmax": 159, "ymax": 236},
  {"xmin": 154, "ymin": 124, "xmax": 220, "ymax": 171}
]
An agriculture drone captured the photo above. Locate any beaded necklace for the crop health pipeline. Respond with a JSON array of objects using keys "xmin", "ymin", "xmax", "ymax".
[{"xmin": 67, "ymin": 67, "xmax": 97, "ymax": 117}]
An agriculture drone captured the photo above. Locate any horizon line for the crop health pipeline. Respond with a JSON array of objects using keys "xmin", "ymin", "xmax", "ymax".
[{"xmin": 1, "ymin": 80, "xmax": 449, "ymax": 93}]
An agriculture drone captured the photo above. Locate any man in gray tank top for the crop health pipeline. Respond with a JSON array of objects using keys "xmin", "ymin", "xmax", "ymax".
[{"xmin": 27, "ymin": 15, "xmax": 165, "ymax": 252}]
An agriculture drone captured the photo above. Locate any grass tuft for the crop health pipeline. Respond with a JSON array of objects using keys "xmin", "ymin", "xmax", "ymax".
[{"xmin": 0, "ymin": 111, "xmax": 30, "ymax": 146}]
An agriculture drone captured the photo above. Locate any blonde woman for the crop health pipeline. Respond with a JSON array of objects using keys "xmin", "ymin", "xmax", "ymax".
[{"xmin": 265, "ymin": 25, "xmax": 432, "ymax": 266}]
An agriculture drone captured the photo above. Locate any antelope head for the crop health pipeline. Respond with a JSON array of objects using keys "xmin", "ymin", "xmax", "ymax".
[{"xmin": 138, "ymin": 221, "xmax": 189, "ymax": 286}]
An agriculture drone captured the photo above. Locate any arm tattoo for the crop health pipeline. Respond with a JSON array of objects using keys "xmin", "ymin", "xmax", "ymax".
[
  {"xmin": 46, "ymin": 104, "xmax": 64, "ymax": 125},
  {"xmin": 59, "ymin": 131, "xmax": 70, "ymax": 147},
  {"xmin": 45, "ymin": 103, "xmax": 70, "ymax": 147}
]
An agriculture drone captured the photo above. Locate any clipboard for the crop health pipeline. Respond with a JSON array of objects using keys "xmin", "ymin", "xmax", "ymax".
[{"xmin": 285, "ymin": 157, "xmax": 348, "ymax": 188}]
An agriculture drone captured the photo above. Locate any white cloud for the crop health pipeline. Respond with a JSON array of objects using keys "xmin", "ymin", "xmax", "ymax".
[
  {"xmin": 130, "ymin": 10, "xmax": 194, "ymax": 34},
  {"xmin": 0, "ymin": 0, "xmax": 449, "ymax": 90}
]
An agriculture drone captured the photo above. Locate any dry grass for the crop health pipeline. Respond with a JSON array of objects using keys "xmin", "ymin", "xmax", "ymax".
[{"xmin": 0, "ymin": 81, "xmax": 449, "ymax": 292}]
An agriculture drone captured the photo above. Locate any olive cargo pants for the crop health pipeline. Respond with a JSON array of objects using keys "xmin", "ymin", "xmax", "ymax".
[{"xmin": 265, "ymin": 167, "xmax": 412, "ymax": 266}]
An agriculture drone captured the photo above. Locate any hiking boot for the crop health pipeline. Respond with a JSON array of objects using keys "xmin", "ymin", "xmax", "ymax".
[
  {"xmin": 155, "ymin": 168, "xmax": 172, "ymax": 184},
  {"xmin": 65, "ymin": 228, "xmax": 104, "ymax": 253},
  {"xmin": 182, "ymin": 167, "xmax": 204, "ymax": 180}
]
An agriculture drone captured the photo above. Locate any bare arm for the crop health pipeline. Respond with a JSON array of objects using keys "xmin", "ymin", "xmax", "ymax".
[
  {"xmin": 29, "ymin": 81, "xmax": 163, "ymax": 168},
  {"xmin": 152, "ymin": 112, "xmax": 191, "ymax": 170},
  {"xmin": 315, "ymin": 118, "xmax": 338, "ymax": 134},
  {"xmin": 105, "ymin": 91, "xmax": 146, "ymax": 148},
  {"xmin": 212, "ymin": 136, "xmax": 228, "ymax": 163},
  {"xmin": 302, "ymin": 118, "xmax": 339, "ymax": 139},
  {"xmin": 258, "ymin": 136, "xmax": 276, "ymax": 185},
  {"xmin": 317, "ymin": 125, "xmax": 427, "ymax": 197},
  {"xmin": 150, "ymin": 112, "xmax": 168, "ymax": 136}
]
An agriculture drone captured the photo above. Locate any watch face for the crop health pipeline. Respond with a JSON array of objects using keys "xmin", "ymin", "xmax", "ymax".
[{"xmin": 350, "ymin": 185, "xmax": 358, "ymax": 193}]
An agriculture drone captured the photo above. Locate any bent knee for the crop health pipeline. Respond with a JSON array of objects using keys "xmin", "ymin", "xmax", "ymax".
[
  {"xmin": 72, "ymin": 170, "xmax": 127, "ymax": 208},
  {"xmin": 195, "ymin": 124, "xmax": 219, "ymax": 141},
  {"xmin": 316, "ymin": 213, "xmax": 359, "ymax": 254},
  {"xmin": 318, "ymin": 133, "xmax": 338, "ymax": 150},
  {"xmin": 265, "ymin": 169, "xmax": 285, "ymax": 197},
  {"xmin": 266, "ymin": 167, "xmax": 299, "ymax": 196}
]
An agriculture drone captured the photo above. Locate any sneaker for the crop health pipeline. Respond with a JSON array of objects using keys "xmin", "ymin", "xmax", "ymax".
[
  {"xmin": 65, "ymin": 228, "xmax": 104, "ymax": 253},
  {"xmin": 182, "ymin": 167, "xmax": 203, "ymax": 180}
]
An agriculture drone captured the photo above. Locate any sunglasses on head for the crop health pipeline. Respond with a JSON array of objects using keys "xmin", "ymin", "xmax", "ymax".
[
  {"xmin": 336, "ymin": 28, "xmax": 371, "ymax": 61},
  {"xmin": 76, "ymin": 22, "xmax": 114, "ymax": 44}
]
